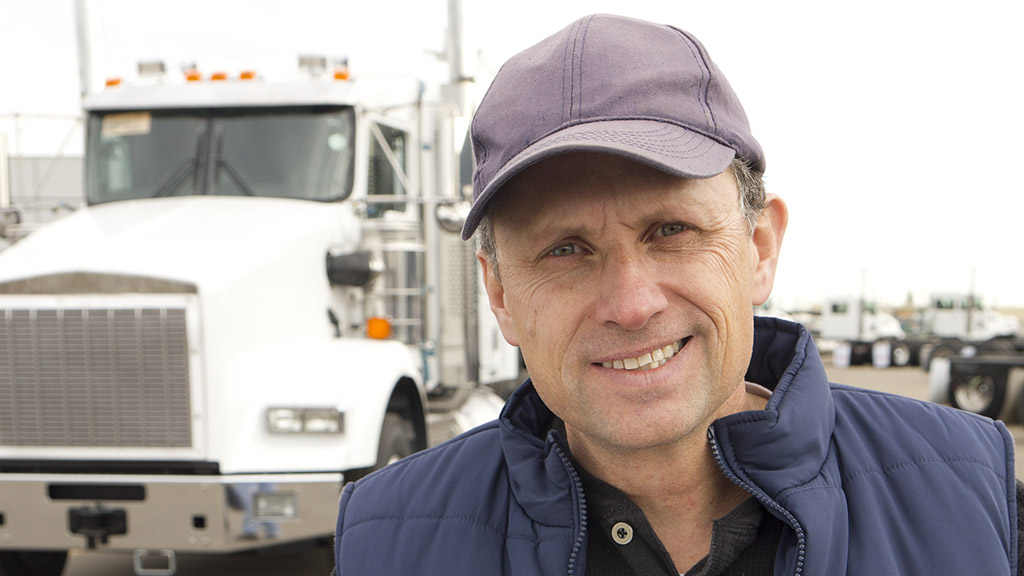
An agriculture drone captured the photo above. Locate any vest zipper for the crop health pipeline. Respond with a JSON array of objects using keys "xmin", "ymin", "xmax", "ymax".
[
  {"xmin": 707, "ymin": 425, "xmax": 806, "ymax": 575},
  {"xmin": 551, "ymin": 440, "xmax": 588, "ymax": 576}
]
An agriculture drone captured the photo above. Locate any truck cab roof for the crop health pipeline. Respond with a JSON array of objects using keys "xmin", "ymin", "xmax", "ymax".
[{"xmin": 82, "ymin": 75, "xmax": 420, "ymax": 112}]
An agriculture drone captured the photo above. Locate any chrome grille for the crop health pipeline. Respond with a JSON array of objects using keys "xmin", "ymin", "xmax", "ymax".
[{"xmin": 0, "ymin": 306, "xmax": 192, "ymax": 447}]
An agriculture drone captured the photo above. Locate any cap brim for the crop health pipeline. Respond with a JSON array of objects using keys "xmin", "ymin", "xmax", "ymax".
[{"xmin": 461, "ymin": 119, "xmax": 737, "ymax": 240}]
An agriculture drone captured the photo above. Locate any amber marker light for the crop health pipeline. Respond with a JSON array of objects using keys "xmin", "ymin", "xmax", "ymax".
[
  {"xmin": 184, "ymin": 69, "xmax": 202, "ymax": 82},
  {"xmin": 367, "ymin": 317, "xmax": 392, "ymax": 340}
]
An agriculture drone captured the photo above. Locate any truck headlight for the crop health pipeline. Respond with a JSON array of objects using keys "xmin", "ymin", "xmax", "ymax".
[
  {"xmin": 265, "ymin": 408, "xmax": 343, "ymax": 434},
  {"xmin": 301, "ymin": 409, "xmax": 344, "ymax": 433}
]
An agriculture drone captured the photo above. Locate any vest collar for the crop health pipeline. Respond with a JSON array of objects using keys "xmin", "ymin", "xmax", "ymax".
[
  {"xmin": 497, "ymin": 317, "xmax": 834, "ymax": 524},
  {"xmin": 713, "ymin": 317, "xmax": 836, "ymax": 499}
]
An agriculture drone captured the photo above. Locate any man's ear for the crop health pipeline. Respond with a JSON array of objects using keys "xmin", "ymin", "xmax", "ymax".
[
  {"xmin": 478, "ymin": 252, "xmax": 520, "ymax": 347},
  {"xmin": 750, "ymin": 194, "xmax": 788, "ymax": 306}
]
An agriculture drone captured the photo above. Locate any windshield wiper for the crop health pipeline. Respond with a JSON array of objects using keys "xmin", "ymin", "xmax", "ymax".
[
  {"xmin": 152, "ymin": 131, "xmax": 204, "ymax": 198},
  {"xmin": 212, "ymin": 127, "xmax": 255, "ymax": 197},
  {"xmin": 151, "ymin": 158, "xmax": 195, "ymax": 198},
  {"xmin": 215, "ymin": 159, "xmax": 256, "ymax": 197}
]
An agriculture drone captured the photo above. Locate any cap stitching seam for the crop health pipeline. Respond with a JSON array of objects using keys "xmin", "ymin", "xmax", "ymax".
[
  {"xmin": 532, "ymin": 116, "xmax": 731, "ymax": 158},
  {"xmin": 678, "ymin": 28, "xmax": 717, "ymax": 135},
  {"xmin": 574, "ymin": 16, "xmax": 594, "ymax": 123},
  {"xmin": 565, "ymin": 18, "xmax": 581, "ymax": 124},
  {"xmin": 535, "ymin": 129, "xmax": 717, "ymax": 159},
  {"xmin": 569, "ymin": 31, "xmax": 579, "ymax": 123}
]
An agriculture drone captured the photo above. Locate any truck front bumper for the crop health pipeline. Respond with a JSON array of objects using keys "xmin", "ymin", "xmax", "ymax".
[{"xmin": 0, "ymin": 472, "xmax": 343, "ymax": 553}]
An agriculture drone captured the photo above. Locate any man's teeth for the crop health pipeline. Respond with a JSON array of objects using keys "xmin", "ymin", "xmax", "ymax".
[{"xmin": 602, "ymin": 340, "xmax": 683, "ymax": 371}]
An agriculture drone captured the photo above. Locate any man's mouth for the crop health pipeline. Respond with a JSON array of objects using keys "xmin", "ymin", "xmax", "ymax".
[{"xmin": 600, "ymin": 337, "xmax": 689, "ymax": 371}]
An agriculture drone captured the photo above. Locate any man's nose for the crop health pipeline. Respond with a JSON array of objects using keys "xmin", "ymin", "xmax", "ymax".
[{"xmin": 592, "ymin": 251, "xmax": 668, "ymax": 330}]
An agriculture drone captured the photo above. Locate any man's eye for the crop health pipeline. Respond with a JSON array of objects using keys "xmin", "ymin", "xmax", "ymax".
[
  {"xmin": 549, "ymin": 244, "xmax": 578, "ymax": 257},
  {"xmin": 657, "ymin": 223, "xmax": 685, "ymax": 237}
]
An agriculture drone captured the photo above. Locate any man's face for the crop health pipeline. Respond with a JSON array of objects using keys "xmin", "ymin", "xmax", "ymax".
[{"xmin": 480, "ymin": 153, "xmax": 784, "ymax": 455}]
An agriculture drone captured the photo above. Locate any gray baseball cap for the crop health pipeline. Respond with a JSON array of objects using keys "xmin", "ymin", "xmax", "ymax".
[{"xmin": 461, "ymin": 13, "xmax": 764, "ymax": 240}]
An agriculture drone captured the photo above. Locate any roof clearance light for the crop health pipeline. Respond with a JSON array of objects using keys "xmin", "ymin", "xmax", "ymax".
[
  {"xmin": 137, "ymin": 60, "xmax": 166, "ymax": 77},
  {"xmin": 104, "ymin": 77, "xmax": 122, "ymax": 87},
  {"xmin": 333, "ymin": 67, "xmax": 350, "ymax": 81},
  {"xmin": 298, "ymin": 55, "xmax": 328, "ymax": 77},
  {"xmin": 239, "ymin": 70, "xmax": 257, "ymax": 80},
  {"xmin": 184, "ymin": 69, "xmax": 202, "ymax": 82},
  {"xmin": 367, "ymin": 317, "xmax": 392, "ymax": 340},
  {"xmin": 210, "ymin": 71, "xmax": 228, "ymax": 81}
]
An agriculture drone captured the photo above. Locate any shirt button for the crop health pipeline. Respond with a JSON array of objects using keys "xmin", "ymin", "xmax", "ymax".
[{"xmin": 611, "ymin": 521, "xmax": 633, "ymax": 545}]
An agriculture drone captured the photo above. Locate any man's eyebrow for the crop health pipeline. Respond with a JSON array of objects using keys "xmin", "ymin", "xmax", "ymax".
[{"xmin": 525, "ymin": 206, "xmax": 682, "ymax": 241}]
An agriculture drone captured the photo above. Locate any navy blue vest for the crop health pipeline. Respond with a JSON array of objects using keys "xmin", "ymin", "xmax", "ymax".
[{"xmin": 336, "ymin": 318, "xmax": 1016, "ymax": 575}]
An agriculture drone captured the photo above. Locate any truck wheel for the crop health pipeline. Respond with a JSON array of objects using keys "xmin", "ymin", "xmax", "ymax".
[
  {"xmin": 926, "ymin": 344, "xmax": 958, "ymax": 371},
  {"xmin": 849, "ymin": 342, "xmax": 873, "ymax": 366},
  {"xmin": 375, "ymin": 412, "xmax": 415, "ymax": 469},
  {"xmin": 950, "ymin": 373, "xmax": 1006, "ymax": 419},
  {"xmin": 342, "ymin": 412, "xmax": 416, "ymax": 484},
  {"xmin": 890, "ymin": 342, "xmax": 912, "ymax": 367},
  {"xmin": 0, "ymin": 551, "xmax": 67, "ymax": 576}
]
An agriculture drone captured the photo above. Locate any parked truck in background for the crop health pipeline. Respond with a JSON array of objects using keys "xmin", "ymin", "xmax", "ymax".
[
  {"xmin": 0, "ymin": 59, "xmax": 519, "ymax": 575},
  {"xmin": 916, "ymin": 292, "xmax": 1021, "ymax": 369},
  {"xmin": 819, "ymin": 296, "xmax": 908, "ymax": 367},
  {"xmin": 941, "ymin": 351, "xmax": 1024, "ymax": 421},
  {"xmin": 821, "ymin": 293, "xmax": 1020, "ymax": 370},
  {"xmin": 920, "ymin": 294, "xmax": 1024, "ymax": 420}
]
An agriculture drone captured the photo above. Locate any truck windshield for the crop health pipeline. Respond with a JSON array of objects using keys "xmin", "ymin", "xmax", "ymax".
[{"xmin": 85, "ymin": 106, "xmax": 355, "ymax": 204}]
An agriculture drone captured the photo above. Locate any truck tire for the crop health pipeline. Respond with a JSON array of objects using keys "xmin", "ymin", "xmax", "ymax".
[
  {"xmin": 375, "ymin": 412, "xmax": 415, "ymax": 469},
  {"xmin": 0, "ymin": 550, "xmax": 67, "ymax": 576},
  {"xmin": 342, "ymin": 412, "xmax": 416, "ymax": 483},
  {"xmin": 849, "ymin": 342, "xmax": 873, "ymax": 366},
  {"xmin": 925, "ymin": 344, "xmax": 959, "ymax": 371},
  {"xmin": 949, "ymin": 372, "xmax": 1006, "ymax": 419},
  {"xmin": 890, "ymin": 341, "xmax": 912, "ymax": 367}
]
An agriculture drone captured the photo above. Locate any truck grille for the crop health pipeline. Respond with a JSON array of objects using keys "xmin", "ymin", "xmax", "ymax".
[{"xmin": 0, "ymin": 307, "xmax": 193, "ymax": 448}]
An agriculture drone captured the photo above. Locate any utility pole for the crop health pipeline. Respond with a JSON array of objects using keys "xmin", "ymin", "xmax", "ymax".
[
  {"xmin": 74, "ymin": 0, "xmax": 92, "ymax": 98},
  {"xmin": 444, "ymin": 0, "xmax": 473, "ymax": 116}
]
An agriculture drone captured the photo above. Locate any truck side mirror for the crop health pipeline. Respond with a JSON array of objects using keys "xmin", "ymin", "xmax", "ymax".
[{"xmin": 326, "ymin": 251, "xmax": 383, "ymax": 287}]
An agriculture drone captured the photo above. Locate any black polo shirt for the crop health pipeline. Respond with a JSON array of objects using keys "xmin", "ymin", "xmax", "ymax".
[{"xmin": 553, "ymin": 428, "xmax": 783, "ymax": 575}]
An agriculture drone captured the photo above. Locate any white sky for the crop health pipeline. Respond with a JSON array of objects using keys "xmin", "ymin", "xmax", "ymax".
[{"xmin": 2, "ymin": 0, "xmax": 1023, "ymax": 308}]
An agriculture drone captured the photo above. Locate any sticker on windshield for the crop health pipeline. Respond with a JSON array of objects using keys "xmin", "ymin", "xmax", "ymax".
[{"xmin": 101, "ymin": 112, "xmax": 152, "ymax": 137}]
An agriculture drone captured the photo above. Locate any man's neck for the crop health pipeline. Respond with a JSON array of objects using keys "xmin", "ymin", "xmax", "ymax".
[{"xmin": 564, "ymin": 385, "xmax": 768, "ymax": 572}]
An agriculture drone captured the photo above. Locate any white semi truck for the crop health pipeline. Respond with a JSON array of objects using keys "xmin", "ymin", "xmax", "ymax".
[
  {"xmin": 819, "ymin": 296, "xmax": 906, "ymax": 367},
  {"xmin": 821, "ymin": 293, "xmax": 1020, "ymax": 369},
  {"xmin": 917, "ymin": 292, "xmax": 1021, "ymax": 369},
  {"xmin": 0, "ymin": 62, "xmax": 518, "ymax": 575}
]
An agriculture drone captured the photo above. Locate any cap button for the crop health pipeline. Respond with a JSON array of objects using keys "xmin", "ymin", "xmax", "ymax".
[{"xmin": 611, "ymin": 521, "xmax": 633, "ymax": 545}]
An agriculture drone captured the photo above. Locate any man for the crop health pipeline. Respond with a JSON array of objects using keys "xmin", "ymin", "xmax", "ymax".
[{"xmin": 334, "ymin": 14, "xmax": 1018, "ymax": 575}]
